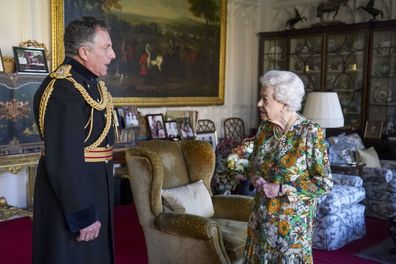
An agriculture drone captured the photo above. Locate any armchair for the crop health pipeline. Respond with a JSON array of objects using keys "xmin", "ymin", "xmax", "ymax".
[
  {"xmin": 328, "ymin": 133, "xmax": 396, "ymax": 219},
  {"xmin": 313, "ymin": 173, "xmax": 366, "ymax": 250},
  {"xmin": 125, "ymin": 140, "xmax": 253, "ymax": 264}
]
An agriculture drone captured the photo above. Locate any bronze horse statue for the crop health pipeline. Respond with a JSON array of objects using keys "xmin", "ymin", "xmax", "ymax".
[
  {"xmin": 285, "ymin": 8, "xmax": 306, "ymax": 29},
  {"xmin": 317, "ymin": 0, "xmax": 349, "ymax": 23},
  {"xmin": 357, "ymin": 0, "xmax": 383, "ymax": 21}
]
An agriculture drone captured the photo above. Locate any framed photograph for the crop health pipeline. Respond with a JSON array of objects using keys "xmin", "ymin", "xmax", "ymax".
[
  {"xmin": 51, "ymin": 0, "xmax": 226, "ymax": 106},
  {"xmin": 115, "ymin": 106, "xmax": 140, "ymax": 129},
  {"xmin": 165, "ymin": 121, "xmax": 180, "ymax": 139},
  {"xmin": 0, "ymin": 48, "xmax": 4, "ymax": 73},
  {"xmin": 146, "ymin": 114, "xmax": 167, "ymax": 139},
  {"xmin": 364, "ymin": 120, "xmax": 383, "ymax": 139},
  {"xmin": 12, "ymin": 47, "xmax": 49, "ymax": 74},
  {"xmin": 196, "ymin": 132, "xmax": 218, "ymax": 150},
  {"xmin": 177, "ymin": 118, "xmax": 195, "ymax": 139}
]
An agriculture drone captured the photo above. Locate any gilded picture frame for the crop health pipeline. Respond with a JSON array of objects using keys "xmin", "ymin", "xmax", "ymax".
[{"xmin": 50, "ymin": 0, "xmax": 226, "ymax": 106}]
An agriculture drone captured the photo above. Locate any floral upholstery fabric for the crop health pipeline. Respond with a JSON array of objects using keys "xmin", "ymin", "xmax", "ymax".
[
  {"xmin": 313, "ymin": 173, "xmax": 366, "ymax": 250},
  {"xmin": 328, "ymin": 133, "xmax": 365, "ymax": 164},
  {"xmin": 360, "ymin": 166, "xmax": 396, "ymax": 219},
  {"xmin": 313, "ymin": 203, "xmax": 366, "ymax": 251}
]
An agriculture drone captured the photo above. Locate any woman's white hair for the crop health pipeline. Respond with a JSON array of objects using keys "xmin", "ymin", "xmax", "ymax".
[{"xmin": 259, "ymin": 70, "xmax": 305, "ymax": 111}]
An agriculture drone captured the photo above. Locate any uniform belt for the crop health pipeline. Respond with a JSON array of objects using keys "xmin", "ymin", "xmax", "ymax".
[
  {"xmin": 41, "ymin": 146, "xmax": 113, "ymax": 163},
  {"xmin": 84, "ymin": 146, "xmax": 113, "ymax": 162}
]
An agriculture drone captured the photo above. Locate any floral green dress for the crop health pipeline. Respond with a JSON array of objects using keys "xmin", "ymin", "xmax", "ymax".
[{"xmin": 243, "ymin": 114, "xmax": 333, "ymax": 264}]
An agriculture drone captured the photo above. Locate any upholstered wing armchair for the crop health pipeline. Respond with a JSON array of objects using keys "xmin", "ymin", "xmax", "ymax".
[{"xmin": 125, "ymin": 140, "xmax": 253, "ymax": 264}]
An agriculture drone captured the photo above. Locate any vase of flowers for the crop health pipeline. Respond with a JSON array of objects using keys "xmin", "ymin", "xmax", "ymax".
[{"xmin": 213, "ymin": 139, "xmax": 255, "ymax": 195}]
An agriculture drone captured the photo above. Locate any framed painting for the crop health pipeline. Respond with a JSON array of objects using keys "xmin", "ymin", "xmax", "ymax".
[{"xmin": 51, "ymin": 0, "xmax": 226, "ymax": 106}]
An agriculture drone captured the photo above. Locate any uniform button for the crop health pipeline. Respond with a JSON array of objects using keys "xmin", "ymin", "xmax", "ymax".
[
  {"xmin": 87, "ymin": 84, "xmax": 90, "ymax": 88},
  {"xmin": 106, "ymin": 144, "xmax": 110, "ymax": 148},
  {"xmin": 96, "ymin": 98, "xmax": 100, "ymax": 102},
  {"xmin": 105, "ymin": 160, "xmax": 108, "ymax": 163}
]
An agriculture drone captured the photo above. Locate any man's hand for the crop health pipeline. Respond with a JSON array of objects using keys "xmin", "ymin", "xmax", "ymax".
[{"xmin": 76, "ymin": 220, "xmax": 101, "ymax": 242}]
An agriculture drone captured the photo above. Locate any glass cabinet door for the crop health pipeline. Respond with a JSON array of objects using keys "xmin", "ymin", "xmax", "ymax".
[
  {"xmin": 289, "ymin": 35, "xmax": 322, "ymax": 93},
  {"xmin": 262, "ymin": 38, "xmax": 288, "ymax": 74},
  {"xmin": 369, "ymin": 29, "xmax": 396, "ymax": 138},
  {"xmin": 326, "ymin": 31, "xmax": 367, "ymax": 128}
]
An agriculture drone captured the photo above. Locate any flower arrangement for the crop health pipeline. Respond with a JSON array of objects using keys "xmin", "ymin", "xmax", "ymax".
[{"xmin": 214, "ymin": 139, "xmax": 254, "ymax": 194}]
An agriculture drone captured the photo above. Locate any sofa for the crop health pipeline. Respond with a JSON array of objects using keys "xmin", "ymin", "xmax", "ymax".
[
  {"xmin": 313, "ymin": 173, "xmax": 366, "ymax": 250},
  {"xmin": 328, "ymin": 133, "xmax": 396, "ymax": 219}
]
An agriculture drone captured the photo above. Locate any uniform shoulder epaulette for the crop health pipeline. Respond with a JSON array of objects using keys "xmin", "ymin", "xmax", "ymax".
[{"xmin": 50, "ymin": 64, "xmax": 72, "ymax": 79}]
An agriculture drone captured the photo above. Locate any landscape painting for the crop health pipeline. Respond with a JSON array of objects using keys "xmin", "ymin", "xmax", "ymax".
[{"xmin": 51, "ymin": 0, "xmax": 226, "ymax": 106}]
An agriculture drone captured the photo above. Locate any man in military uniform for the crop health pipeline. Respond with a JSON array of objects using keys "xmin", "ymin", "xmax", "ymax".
[{"xmin": 32, "ymin": 16, "xmax": 116, "ymax": 264}]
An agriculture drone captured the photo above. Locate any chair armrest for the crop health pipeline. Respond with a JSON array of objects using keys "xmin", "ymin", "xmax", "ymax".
[
  {"xmin": 212, "ymin": 195, "xmax": 254, "ymax": 221},
  {"xmin": 332, "ymin": 173, "xmax": 363, "ymax": 187},
  {"xmin": 361, "ymin": 167, "xmax": 393, "ymax": 184},
  {"xmin": 155, "ymin": 212, "xmax": 219, "ymax": 240}
]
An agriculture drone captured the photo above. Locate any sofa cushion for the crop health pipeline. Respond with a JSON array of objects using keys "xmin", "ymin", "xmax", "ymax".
[
  {"xmin": 356, "ymin": 147, "xmax": 381, "ymax": 168},
  {"xmin": 162, "ymin": 180, "xmax": 214, "ymax": 217},
  {"xmin": 213, "ymin": 218, "xmax": 247, "ymax": 262},
  {"xmin": 316, "ymin": 185, "xmax": 365, "ymax": 216}
]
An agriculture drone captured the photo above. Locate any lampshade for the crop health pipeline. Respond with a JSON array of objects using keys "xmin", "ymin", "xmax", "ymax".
[{"xmin": 303, "ymin": 92, "xmax": 344, "ymax": 128}]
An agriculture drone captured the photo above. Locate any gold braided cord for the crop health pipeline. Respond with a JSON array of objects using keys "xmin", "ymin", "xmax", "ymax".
[
  {"xmin": 65, "ymin": 78, "xmax": 109, "ymax": 111},
  {"xmin": 38, "ymin": 65, "xmax": 114, "ymax": 152},
  {"xmin": 84, "ymin": 107, "xmax": 94, "ymax": 142},
  {"xmin": 85, "ymin": 101, "xmax": 113, "ymax": 151},
  {"xmin": 38, "ymin": 78, "xmax": 57, "ymax": 138}
]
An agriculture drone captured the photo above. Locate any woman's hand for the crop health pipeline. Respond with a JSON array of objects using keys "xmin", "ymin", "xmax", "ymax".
[
  {"xmin": 251, "ymin": 176, "xmax": 266, "ymax": 193},
  {"xmin": 262, "ymin": 182, "xmax": 281, "ymax": 198},
  {"xmin": 76, "ymin": 220, "xmax": 101, "ymax": 242},
  {"xmin": 251, "ymin": 176, "xmax": 281, "ymax": 198}
]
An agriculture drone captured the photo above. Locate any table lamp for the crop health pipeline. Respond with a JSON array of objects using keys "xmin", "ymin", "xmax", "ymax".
[{"xmin": 303, "ymin": 92, "xmax": 344, "ymax": 133}]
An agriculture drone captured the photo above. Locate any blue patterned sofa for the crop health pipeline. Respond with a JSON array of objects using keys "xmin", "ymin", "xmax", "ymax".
[
  {"xmin": 313, "ymin": 173, "xmax": 366, "ymax": 250},
  {"xmin": 327, "ymin": 133, "xmax": 396, "ymax": 219}
]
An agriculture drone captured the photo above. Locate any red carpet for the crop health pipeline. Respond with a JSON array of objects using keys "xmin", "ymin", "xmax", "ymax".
[{"xmin": 0, "ymin": 204, "xmax": 390, "ymax": 264}]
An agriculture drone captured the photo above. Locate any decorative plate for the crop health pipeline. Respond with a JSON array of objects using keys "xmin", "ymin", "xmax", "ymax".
[
  {"xmin": 372, "ymin": 86, "xmax": 392, "ymax": 104},
  {"xmin": 267, "ymin": 45, "xmax": 283, "ymax": 60}
]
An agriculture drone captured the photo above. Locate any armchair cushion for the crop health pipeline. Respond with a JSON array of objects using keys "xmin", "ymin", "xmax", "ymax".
[
  {"xmin": 316, "ymin": 185, "xmax": 365, "ymax": 216},
  {"xmin": 356, "ymin": 147, "xmax": 381, "ymax": 168},
  {"xmin": 213, "ymin": 218, "xmax": 247, "ymax": 262},
  {"xmin": 331, "ymin": 173, "xmax": 363, "ymax": 187},
  {"xmin": 162, "ymin": 180, "xmax": 214, "ymax": 218}
]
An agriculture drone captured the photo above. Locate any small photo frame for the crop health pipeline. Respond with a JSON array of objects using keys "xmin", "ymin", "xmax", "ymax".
[
  {"xmin": 0, "ymin": 48, "xmax": 4, "ymax": 73},
  {"xmin": 177, "ymin": 118, "xmax": 194, "ymax": 139},
  {"xmin": 115, "ymin": 106, "xmax": 140, "ymax": 129},
  {"xmin": 147, "ymin": 114, "xmax": 167, "ymax": 139},
  {"xmin": 196, "ymin": 132, "xmax": 218, "ymax": 150},
  {"xmin": 12, "ymin": 46, "xmax": 49, "ymax": 74},
  {"xmin": 364, "ymin": 120, "xmax": 383, "ymax": 139},
  {"xmin": 165, "ymin": 121, "xmax": 180, "ymax": 139}
]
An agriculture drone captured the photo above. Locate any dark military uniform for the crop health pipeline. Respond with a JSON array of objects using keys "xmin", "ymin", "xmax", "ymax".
[{"xmin": 32, "ymin": 57, "xmax": 115, "ymax": 264}]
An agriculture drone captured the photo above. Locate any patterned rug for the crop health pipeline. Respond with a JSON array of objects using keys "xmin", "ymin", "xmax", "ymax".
[{"xmin": 355, "ymin": 239, "xmax": 396, "ymax": 264}]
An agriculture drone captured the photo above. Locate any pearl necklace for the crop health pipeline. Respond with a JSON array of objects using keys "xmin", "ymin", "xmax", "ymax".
[{"xmin": 273, "ymin": 112, "xmax": 297, "ymax": 140}]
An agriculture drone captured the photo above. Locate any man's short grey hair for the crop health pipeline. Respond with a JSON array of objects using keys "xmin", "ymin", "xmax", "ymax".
[
  {"xmin": 259, "ymin": 70, "xmax": 305, "ymax": 111},
  {"xmin": 64, "ymin": 16, "xmax": 109, "ymax": 57}
]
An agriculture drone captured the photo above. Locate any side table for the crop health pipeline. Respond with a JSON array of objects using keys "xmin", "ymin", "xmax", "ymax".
[{"xmin": 330, "ymin": 163, "xmax": 366, "ymax": 176}]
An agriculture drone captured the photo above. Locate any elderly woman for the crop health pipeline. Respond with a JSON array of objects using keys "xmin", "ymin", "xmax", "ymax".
[{"xmin": 243, "ymin": 70, "xmax": 333, "ymax": 263}]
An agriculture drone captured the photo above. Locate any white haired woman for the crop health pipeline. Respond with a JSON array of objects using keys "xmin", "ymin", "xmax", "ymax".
[{"xmin": 243, "ymin": 70, "xmax": 333, "ymax": 263}]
